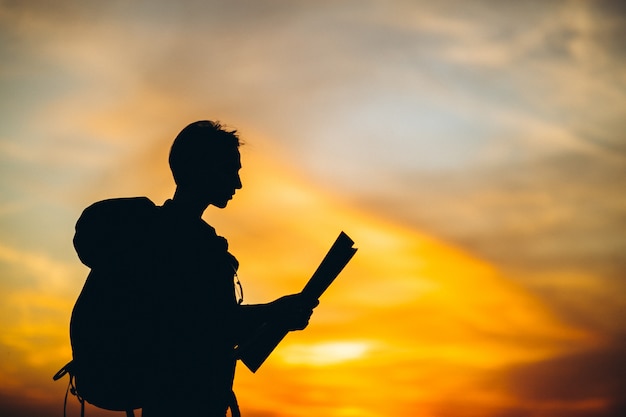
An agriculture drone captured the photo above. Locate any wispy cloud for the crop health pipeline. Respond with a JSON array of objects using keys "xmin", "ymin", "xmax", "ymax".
[{"xmin": 1, "ymin": 0, "xmax": 624, "ymax": 415}]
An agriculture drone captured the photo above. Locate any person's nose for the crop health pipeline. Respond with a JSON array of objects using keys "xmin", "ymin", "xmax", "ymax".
[{"xmin": 235, "ymin": 174, "xmax": 242, "ymax": 190}]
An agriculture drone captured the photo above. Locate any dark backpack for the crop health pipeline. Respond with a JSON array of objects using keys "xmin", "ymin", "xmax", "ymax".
[{"xmin": 53, "ymin": 197, "xmax": 159, "ymax": 417}]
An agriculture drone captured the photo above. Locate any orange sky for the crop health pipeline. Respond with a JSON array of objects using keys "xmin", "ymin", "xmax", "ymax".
[
  {"xmin": 0, "ymin": 146, "xmax": 599, "ymax": 417},
  {"xmin": 1, "ymin": 1, "xmax": 625, "ymax": 416}
]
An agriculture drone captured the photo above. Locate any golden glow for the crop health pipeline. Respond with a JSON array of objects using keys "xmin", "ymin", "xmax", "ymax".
[
  {"xmin": 0, "ymin": 132, "xmax": 605, "ymax": 417},
  {"xmin": 204, "ymin": 151, "xmax": 593, "ymax": 417},
  {"xmin": 278, "ymin": 341, "xmax": 374, "ymax": 366},
  {"xmin": 1, "ymin": 2, "xmax": 622, "ymax": 415}
]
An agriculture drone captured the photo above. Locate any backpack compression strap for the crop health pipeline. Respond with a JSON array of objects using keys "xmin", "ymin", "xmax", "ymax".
[
  {"xmin": 54, "ymin": 362, "xmax": 137, "ymax": 417},
  {"xmin": 53, "ymin": 361, "xmax": 85, "ymax": 417}
]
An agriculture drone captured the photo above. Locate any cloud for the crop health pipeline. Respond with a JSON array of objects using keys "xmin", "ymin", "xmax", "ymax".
[
  {"xmin": 352, "ymin": 139, "xmax": 626, "ymax": 335},
  {"xmin": 0, "ymin": 243, "xmax": 82, "ymax": 292},
  {"xmin": 0, "ymin": 244, "xmax": 79, "ymax": 411},
  {"xmin": 489, "ymin": 340, "xmax": 626, "ymax": 416},
  {"xmin": 1, "ymin": 1, "xmax": 625, "ymax": 415}
]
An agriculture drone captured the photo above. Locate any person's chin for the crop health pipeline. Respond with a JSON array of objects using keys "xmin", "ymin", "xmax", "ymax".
[{"xmin": 213, "ymin": 196, "xmax": 232, "ymax": 208}]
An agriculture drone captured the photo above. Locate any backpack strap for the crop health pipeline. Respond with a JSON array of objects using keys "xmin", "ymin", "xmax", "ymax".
[
  {"xmin": 52, "ymin": 360, "xmax": 73, "ymax": 381},
  {"xmin": 229, "ymin": 390, "xmax": 241, "ymax": 417},
  {"xmin": 53, "ymin": 361, "xmax": 86, "ymax": 417}
]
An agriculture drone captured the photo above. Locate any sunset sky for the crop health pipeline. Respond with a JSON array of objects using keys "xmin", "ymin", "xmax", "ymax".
[{"xmin": 1, "ymin": 1, "xmax": 625, "ymax": 416}]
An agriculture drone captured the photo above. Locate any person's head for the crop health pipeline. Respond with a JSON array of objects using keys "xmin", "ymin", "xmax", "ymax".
[{"xmin": 169, "ymin": 120, "xmax": 242, "ymax": 208}]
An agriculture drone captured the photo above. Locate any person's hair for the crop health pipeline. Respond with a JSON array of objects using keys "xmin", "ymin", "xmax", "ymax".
[{"xmin": 169, "ymin": 120, "xmax": 241, "ymax": 186}]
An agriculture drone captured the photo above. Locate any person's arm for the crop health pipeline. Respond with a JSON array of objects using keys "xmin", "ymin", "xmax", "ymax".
[{"xmin": 233, "ymin": 294, "xmax": 318, "ymax": 345}]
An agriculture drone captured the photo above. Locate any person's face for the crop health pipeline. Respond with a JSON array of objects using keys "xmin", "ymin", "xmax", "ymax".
[{"xmin": 203, "ymin": 148, "xmax": 242, "ymax": 209}]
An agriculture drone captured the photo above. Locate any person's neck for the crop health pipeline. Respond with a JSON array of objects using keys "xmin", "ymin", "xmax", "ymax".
[{"xmin": 171, "ymin": 187, "xmax": 209, "ymax": 219}]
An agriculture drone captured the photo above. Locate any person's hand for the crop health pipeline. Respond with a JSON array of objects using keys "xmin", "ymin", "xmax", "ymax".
[{"xmin": 269, "ymin": 293, "xmax": 319, "ymax": 331}]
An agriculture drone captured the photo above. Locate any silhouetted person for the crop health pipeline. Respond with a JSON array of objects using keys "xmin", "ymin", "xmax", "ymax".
[{"xmin": 71, "ymin": 121, "xmax": 317, "ymax": 417}]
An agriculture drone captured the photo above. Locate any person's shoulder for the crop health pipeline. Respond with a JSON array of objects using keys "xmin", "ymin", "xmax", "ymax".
[{"xmin": 194, "ymin": 218, "xmax": 231, "ymax": 253}]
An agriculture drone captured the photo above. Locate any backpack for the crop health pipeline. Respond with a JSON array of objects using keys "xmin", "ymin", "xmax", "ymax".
[{"xmin": 53, "ymin": 197, "xmax": 159, "ymax": 417}]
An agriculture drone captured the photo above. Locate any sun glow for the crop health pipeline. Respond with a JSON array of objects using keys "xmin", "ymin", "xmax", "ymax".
[
  {"xmin": 217, "ymin": 151, "xmax": 595, "ymax": 417},
  {"xmin": 0, "ymin": 140, "xmax": 598, "ymax": 417},
  {"xmin": 278, "ymin": 341, "xmax": 373, "ymax": 366}
]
